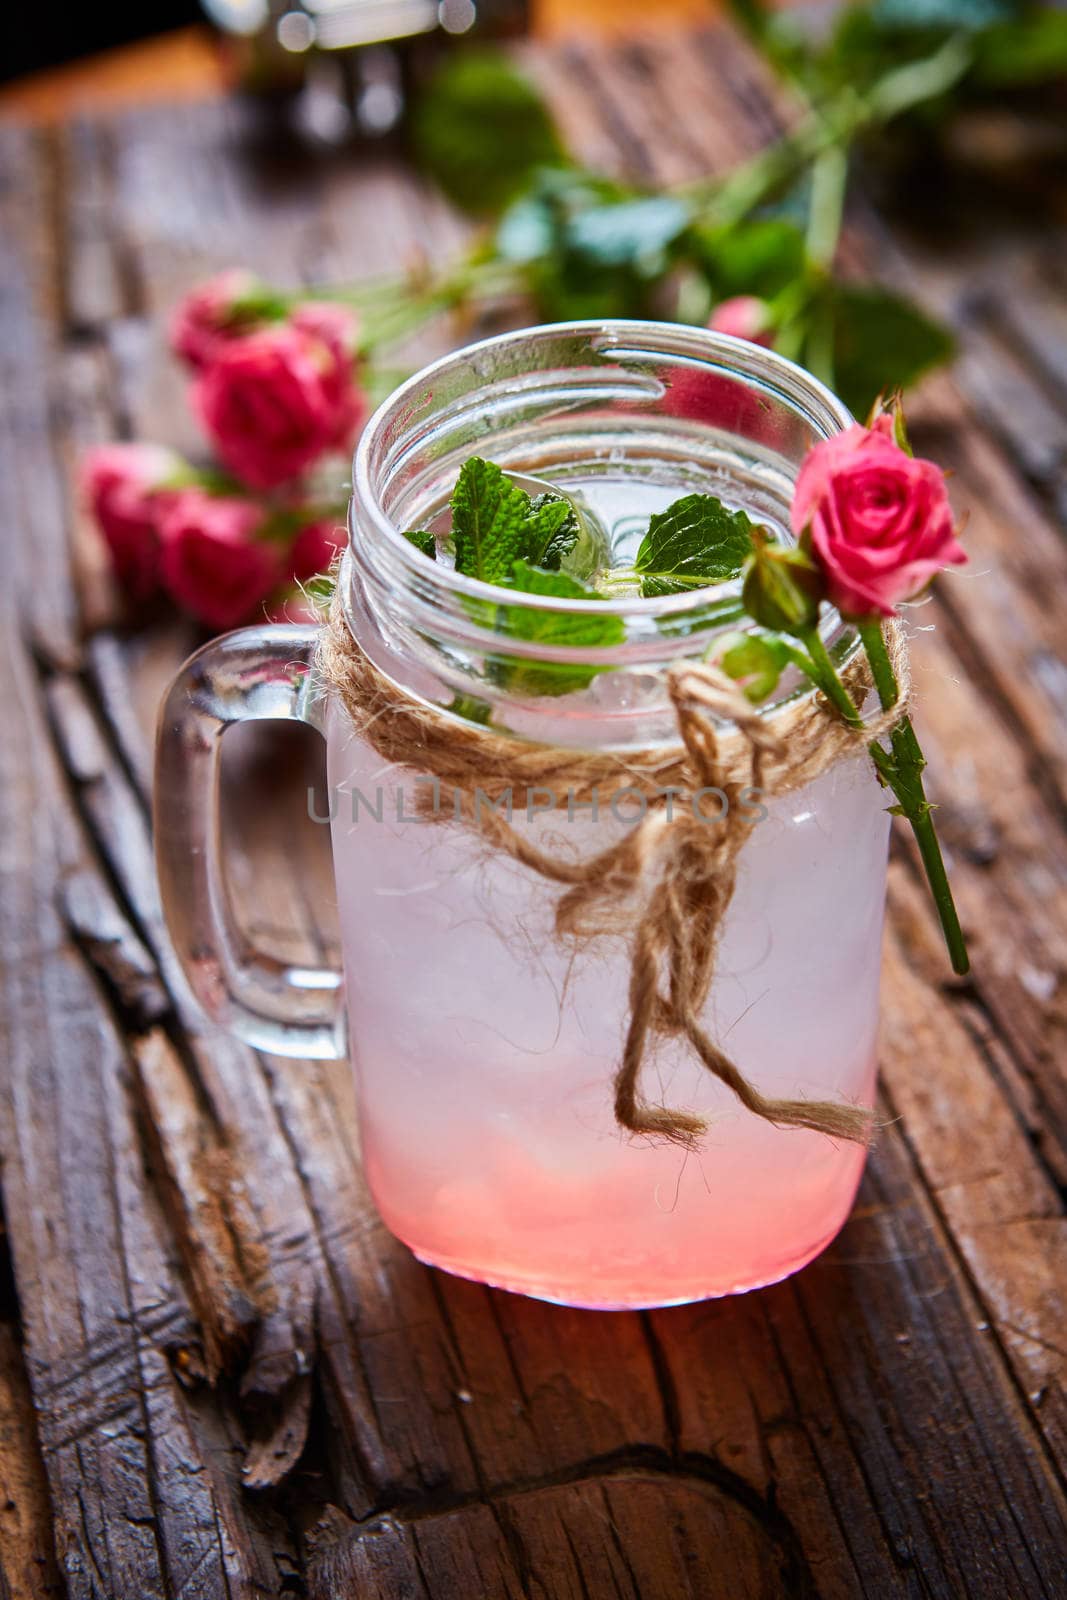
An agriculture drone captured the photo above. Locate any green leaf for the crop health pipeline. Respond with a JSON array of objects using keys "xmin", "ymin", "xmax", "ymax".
[
  {"xmin": 495, "ymin": 168, "xmax": 629, "ymax": 262},
  {"xmin": 410, "ymin": 51, "xmax": 566, "ymax": 216},
  {"xmin": 564, "ymin": 196, "xmax": 691, "ymax": 269},
  {"xmin": 494, "ymin": 560, "xmax": 625, "ymax": 697},
  {"xmin": 870, "ymin": 0, "xmax": 1019, "ymax": 31},
  {"xmin": 715, "ymin": 631, "xmax": 784, "ymax": 704},
  {"xmin": 449, "ymin": 459, "xmax": 586, "ymax": 586},
  {"xmin": 450, "ymin": 457, "xmax": 536, "ymax": 585},
  {"xmin": 828, "ymin": 286, "xmax": 955, "ymax": 418},
  {"xmin": 820, "ymin": 5, "xmax": 977, "ymax": 100},
  {"xmin": 693, "ymin": 219, "xmax": 806, "ymax": 299},
  {"xmin": 971, "ymin": 12, "xmax": 1067, "ymax": 85},
  {"xmin": 634, "ymin": 495, "xmax": 757, "ymax": 598},
  {"xmin": 402, "ymin": 527, "xmax": 436, "ymax": 559},
  {"xmin": 495, "ymin": 170, "xmax": 688, "ymax": 322},
  {"xmin": 524, "ymin": 494, "xmax": 580, "ymax": 571}
]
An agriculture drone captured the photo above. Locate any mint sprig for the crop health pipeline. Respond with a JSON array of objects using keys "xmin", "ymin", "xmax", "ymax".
[
  {"xmin": 433, "ymin": 456, "xmax": 580, "ymax": 583},
  {"xmin": 634, "ymin": 495, "xmax": 757, "ymax": 597},
  {"xmin": 402, "ymin": 526, "xmax": 436, "ymax": 559},
  {"xmin": 493, "ymin": 559, "xmax": 625, "ymax": 697},
  {"xmin": 524, "ymin": 493, "xmax": 580, "ymax": 571},
  {"xmin": 401, "ymin": 457, "xmax": 769, "ymax": 700},
  {"xmin": 450, "ymin": 456, "xmax": 539, "ymax": 584}
]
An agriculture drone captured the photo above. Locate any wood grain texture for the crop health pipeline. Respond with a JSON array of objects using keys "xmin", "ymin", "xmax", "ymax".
[{"xmin": 0, "ymin": 22, "xmax": 1065, "ymax": 1599}]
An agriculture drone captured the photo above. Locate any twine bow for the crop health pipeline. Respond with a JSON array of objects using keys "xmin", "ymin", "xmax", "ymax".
[{"xmin": 319, "ymin": 597, "xmax": 909, "ymax": 1148}]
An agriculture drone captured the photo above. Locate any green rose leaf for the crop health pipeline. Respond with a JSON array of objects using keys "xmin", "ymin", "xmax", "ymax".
[
  {"xmin": 971, "ymin": 11, "xmax": 1067, "ymax": 86},
  {"xmin": 634, "ymin": 494, "xmax": 757, "ymax": 598},
  {"xmin": 693, "ymin": 218, "xmax": 806, "ymax": 299},
  {"xmin": 410, "ymin": 51, "xmax": 567, "ymax": 217},
  {"xmin": 870, "ymin": 0, "xmax": 1018, "ymax": 32},
  {"xmin": 496, "ymin": 171, "xmax": 689, "ymax": 322},
  {"xmin": 564, "ymin": 196, "xmax": 692, "ymax": 270},
  {"xmin": 828, "ymin": 285, "xmax": 955, "ymax": 419}
]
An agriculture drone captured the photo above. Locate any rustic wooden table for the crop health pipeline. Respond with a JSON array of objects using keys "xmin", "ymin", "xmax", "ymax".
[{"xmin": 1, "ymin": 23, "xmax": 1065, "ymax": 1600}]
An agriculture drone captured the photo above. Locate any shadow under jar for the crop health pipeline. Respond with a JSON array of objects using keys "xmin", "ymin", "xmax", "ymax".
[{"xmin": 155, "ymin": 321, "xmax": 890, "ymax": 1310}]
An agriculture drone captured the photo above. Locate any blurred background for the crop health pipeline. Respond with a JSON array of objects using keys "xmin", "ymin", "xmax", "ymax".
[{"xmin": 2, "ymin": 0, "xmax": 715, "ymax": 117}]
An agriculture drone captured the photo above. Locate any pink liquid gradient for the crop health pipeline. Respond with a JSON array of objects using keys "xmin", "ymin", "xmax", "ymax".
[{"xmin": 328, "ymin": 716, "xmax": 889, "ymax": 1309}]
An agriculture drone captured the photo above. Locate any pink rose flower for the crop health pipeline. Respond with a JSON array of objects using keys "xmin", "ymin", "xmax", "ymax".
[
  {"xmin": 170, "ymin": 270, "xmax": 262, "ymax": 370},
  {"xmin": 81, "ymin": 442, "xmax": 183, "ymax": 601},
  {"xmin": 289, "ymin": 518, "xmax": 346, "ymax": 583},
  {"xmin": 159, "ymin": 489, "xmax": 283, "ymax": 629},
  {"xmin": 290, "ymin": 303, "xmax": 365, "ymax": 450},
  {"xmin": 792, "ymin": 417, "xmax": 967, "ymax": 618},
  {"xmin": 194, "ymin": 314, "xmax": 365, "ymax": 491},
  {"xmin": 708, "ymin": 296, "xmax": 772, "ymax": 347}
]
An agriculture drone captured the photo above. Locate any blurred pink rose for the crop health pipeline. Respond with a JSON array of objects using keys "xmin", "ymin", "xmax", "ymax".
[
  {"xmin": 290, "ymin": 303, "xmax": 365, "ymax": 450},
  {"xmin": 708, "ymin": 295, "xmax": 772, "ymax": 347},
  {"xmin": 170, "ymin": 270, "xmax": 263, "ymax": 370},
  {"xmin": 81, "ymin": 442, "xmax": 182, "ymax": 601},
  {"xmin": 289, "ymin": 518, "xmax": 346, "ymax": 582},
  {"xmin": 792, "ymin": 417, "xmax": 966, "ymax": 618},
  {"xmin": 159, "ymin": 489, "xmax": 282, "ymax": 628},
  {"xmin": 194, "ymin": 315, "xmax": 365, "ymax": 490}
]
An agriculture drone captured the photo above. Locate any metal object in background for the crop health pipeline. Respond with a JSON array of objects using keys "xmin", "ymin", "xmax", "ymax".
[{"xmin": 201, "ymin": 0, "xmax": 529, "ymax": 140}]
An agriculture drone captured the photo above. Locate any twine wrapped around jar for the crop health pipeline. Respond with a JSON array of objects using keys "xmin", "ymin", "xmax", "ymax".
[{"xmin": 318, "ymin": 594, "xmax": 910, "ymax": 1149}]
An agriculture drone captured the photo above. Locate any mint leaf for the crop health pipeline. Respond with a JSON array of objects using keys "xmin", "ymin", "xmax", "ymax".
[
  {"xmin": 450, "ymin": 460, "xmax": 586, "ymax": 583},
  {"xmin": 450, "ymin": 457, "xmax": 536, "ymax": 585},
  {"xmin": 524, "ymin": 494, "xmax": 580, "ymax": 571},
  {"xmin": 402, "ymin": 527, "xmax": 436, "ymax": 559},
  {"xmin": 634, "ymin": 495, "xmax": 757, "ymax": 598},
  {"xmin": 493, "ymin": 559, "xmax": 625, "ymax": 697}
]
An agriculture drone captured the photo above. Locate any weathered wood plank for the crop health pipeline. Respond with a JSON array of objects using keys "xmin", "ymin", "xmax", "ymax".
[
  {"xmin": 0, "ymin": 126, "xmax": 81, "ymax": 666},
  {"xmin": 0, "ymin": 628, "xmax": 240, "ymax": 1599},
  {"xmin": 0, "ymin": 1322, "xmax": 64, "ymax": 1600},
  {"xmin": 310, "ymin": 1471, "xmax": 812, "ymax": 1599}
]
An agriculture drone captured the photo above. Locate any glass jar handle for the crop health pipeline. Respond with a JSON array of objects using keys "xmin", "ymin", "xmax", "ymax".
[{"xmin": 154, "ymin": 623, "xmax": 344, "ymax": 1060}]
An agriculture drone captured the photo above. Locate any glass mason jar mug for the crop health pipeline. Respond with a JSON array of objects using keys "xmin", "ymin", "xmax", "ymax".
[{"xmin": 155, "ymin": 321, "xmax": 890, "ymax": 1310}]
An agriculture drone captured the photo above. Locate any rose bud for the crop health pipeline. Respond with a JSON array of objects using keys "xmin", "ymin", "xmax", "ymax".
[
  {"xmin": 81, "ymin": 442, "xmax": 184, "ymax": 602},
  {"xmin": 792, "ymin": 420, "xmax": 967, "ymax": 619},
  {"xmin": 193, "ymin": 313, "xmax": 366, "ymax": 491},
  {"xmin": 741, "ymin": 537, "xmax": 824, "ymax": 635},
  {"xmin": 159, "ymin": 489, "xmax": 283, "ymax": 629},
  {"xmin": 708, "ymin": 295, "xmax": 773, "ymax": 347},
  {"xmin": 169, "ymin": 270, "xmax": 267, "ymax": 371},
  {"xmin": 712, "ymin": 629, "xmax": 784, "ymax": 704}
]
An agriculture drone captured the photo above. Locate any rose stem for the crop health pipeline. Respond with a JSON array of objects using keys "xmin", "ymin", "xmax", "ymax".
[
  {"xmin": 858, "ymin": 619, "xmax": 970, "ymax": 976},
  {"xmin": 795, "ymin": 624, "xmax": 865, "ymax": 729}
]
